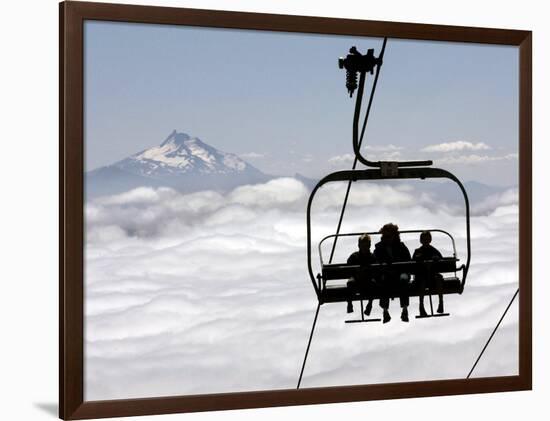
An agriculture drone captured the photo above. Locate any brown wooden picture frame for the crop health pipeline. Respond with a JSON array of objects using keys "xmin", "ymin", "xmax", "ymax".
[{"xmin": 59, "ymin": 1, "xmax": 532, "ymax": 419}]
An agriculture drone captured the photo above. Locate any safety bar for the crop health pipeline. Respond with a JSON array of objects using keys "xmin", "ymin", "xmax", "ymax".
[{"xmin": 318, "ymin": 229, "xmax": 457, "ymax": 267}]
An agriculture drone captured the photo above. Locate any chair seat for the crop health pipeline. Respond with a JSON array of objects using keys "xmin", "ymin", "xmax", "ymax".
[{"xmin": 321, "ymin": 277, "xmax": 462, "ymax": 304}]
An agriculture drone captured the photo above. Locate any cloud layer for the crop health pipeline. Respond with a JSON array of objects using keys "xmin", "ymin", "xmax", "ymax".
[
  {"xmin": 327, "ymin": 141, "xmax": 517, "ymax": 171},
  {"xmin": 436, "ymin": 153, "xmax": 518, "ymax": 165},
  {"xmin": 328, "ymin": 150, "xmax": 403, "ymax": 166},
  {"xmin": 240, "ymin": 152, "xmax": 266, "ymax": 159},
  {"xmin": 84, "ymin": 179, "xmax": 519, "ymax": 400},
  {"xmin": 422, "ymin": 141, "xmax": 491, "ymax": 153}
]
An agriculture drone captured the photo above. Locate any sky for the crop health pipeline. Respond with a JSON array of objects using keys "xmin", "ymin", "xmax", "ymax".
[{"xmin": 84, "ymin": 21, "xmax": 519, "ymax": 186}]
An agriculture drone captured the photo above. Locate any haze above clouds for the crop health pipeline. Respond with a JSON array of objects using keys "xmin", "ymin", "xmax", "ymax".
[{"xmin": 85, "ymin": 178, "xmax": 518, "ymax": 400}]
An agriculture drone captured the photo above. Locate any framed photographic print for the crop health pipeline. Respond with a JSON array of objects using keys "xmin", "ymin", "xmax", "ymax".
[{"xmin": 60, "ymin": 1, "xmax": 532, "ymax": 419}]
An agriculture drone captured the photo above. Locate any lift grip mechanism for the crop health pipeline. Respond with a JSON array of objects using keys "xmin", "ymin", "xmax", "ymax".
[{"xmin": 338, "ymin": 47, "xmax": 380, "ymax": 97}]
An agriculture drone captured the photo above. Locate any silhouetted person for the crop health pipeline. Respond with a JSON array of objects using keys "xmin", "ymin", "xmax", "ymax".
[
  {"xmin": 346, "ymin": 234, "xmax": 376, "ymax": 315},
  {"xmin": 413, "ymin": 231, "xmax": 445, "ymax": 316},
  {"xmin": 374, "ymin": 223, "xmax": 412, "ymax": 323},
  {"xmin": 347, "ymin": 234, "xmax": 375, "ymax": 316}
]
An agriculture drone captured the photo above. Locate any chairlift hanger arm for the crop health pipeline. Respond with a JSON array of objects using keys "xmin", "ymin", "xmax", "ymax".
[{"xmin": 339, "ymin": 44, "xmax": 433, "ymax": 168}]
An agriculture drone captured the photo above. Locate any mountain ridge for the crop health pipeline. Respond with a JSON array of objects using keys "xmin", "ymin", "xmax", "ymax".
[
  {"xmin": 86, "ymin": 130, "xmax": 273, "ymax": 198},
  {"xmin": 86, "ymin": 130, "xmax": 514, "ymax": 206}
]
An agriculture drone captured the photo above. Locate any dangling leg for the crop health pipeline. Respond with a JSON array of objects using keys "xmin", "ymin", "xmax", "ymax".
[
  {"xmin": 378, "ymin": 275, "xmax": 391, "ymax": 323},
  {"xmin": 380, "ymin": 296, "xmax": 391, "ymax": 323},
  {"xmin": 297, "ymin": 302, "xmax": 321, "ymax": 389},
  {"xmin": 364, "ymin": 299, "xmax": 373, "ymax": 316},
  {"xmin": 437, "ymin": 294, "xmax": 444, "ymax": 314},
  {"xmin": 419, "ymin": 295, "xmax": 428, "ymax": 317},
  {"xmin": 346, "ymin": 278, "xmax": 355, "ymax": 313},
  {"xmin": 363, "ymin": 278, "xmax": 374, "ymax": 316},
  {"xmin": 399, "ymin": 273, "xmax": 410, "ymax": 322},
  {"xmin": 400, "ymin": 302, "xmax": 409, "ymax": 322},
  {"xmin": 418, "ymin": 275, "xmax": 428, "ymax": 317},
  {"xmin": 435, "ymin": 274, "xmax": 444, "ymax": 313}
]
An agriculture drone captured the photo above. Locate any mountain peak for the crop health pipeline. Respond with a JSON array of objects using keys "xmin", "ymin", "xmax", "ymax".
[
  {"xmin": 87, "ymin": 130, "xmax": 274, "ymax": 198},
  {"xmin": 160, "ymin": 130, "xmax": 193, "ymax": 147},
  {"xmin": 110, "ymin": 130, "xmax": 269, "ymax": 180}
]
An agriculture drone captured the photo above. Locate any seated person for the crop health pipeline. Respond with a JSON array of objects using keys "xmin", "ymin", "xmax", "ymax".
[
  {"xmin": 413, "ymin": 231, "xmax": 445, "ymax": 316},
  {"xmin": 346, "ymin": 233, "xmax": 376, "ymax": 315},
  {"xmin": 373, "ymin": 223, "xmax": 412, "ymax": 323}
]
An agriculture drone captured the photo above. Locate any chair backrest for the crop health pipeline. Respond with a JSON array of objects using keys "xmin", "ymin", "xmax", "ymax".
[{"xmin": 322, "ymin": 257, "xmax": 459, "ymax": 281}]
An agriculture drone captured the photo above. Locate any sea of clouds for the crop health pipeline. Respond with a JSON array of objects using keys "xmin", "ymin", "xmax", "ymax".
[{"xmin": 84, "ymin": 178, "xmax": 519, "ymax": 400}]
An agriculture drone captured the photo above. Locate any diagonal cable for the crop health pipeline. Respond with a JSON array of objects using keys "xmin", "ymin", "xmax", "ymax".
[
  {"xmin": 296, "ymin": 302, "xmax": 321, "ymax": 389},
  {"xmin": 466, "ymin": 288, "xmax": 519, "ymax": 379},
  {"xmin": 299, "ymin": 40, "xmax": 388, "ymax": 390},
  {"xmin": 328, "ymin": 37, "xmax": 388, "ymax": 264}
]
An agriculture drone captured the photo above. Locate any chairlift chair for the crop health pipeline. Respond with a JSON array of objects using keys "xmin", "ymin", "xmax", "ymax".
[
  {"xmin": 306, "ymin": 169, "xmax": 472, "ymax": 309},
  {"xmin": 297, "ymin": 40, "xmax": 472, "ymax": 389}
]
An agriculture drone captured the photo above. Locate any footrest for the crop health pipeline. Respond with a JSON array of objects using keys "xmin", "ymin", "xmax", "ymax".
[
  {"xmin": 415, "ymin": 313, "xmax": 450, "ymax": 319},
  {"xmin": 345, "ymin": 318, "xmax": 382, "ymax": 324}
]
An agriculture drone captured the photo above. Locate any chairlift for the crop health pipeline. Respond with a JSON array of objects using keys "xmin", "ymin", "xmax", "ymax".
[
  {"xmin": 306, "ymin": 42, "xmax": 471, "ymax": 316},
  {"xmin": 297, "ymin": 39, "xmax": 471, "ymax": 388}
]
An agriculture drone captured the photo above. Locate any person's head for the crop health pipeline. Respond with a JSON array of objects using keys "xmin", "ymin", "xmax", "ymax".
[
  {"xmin": 420, "ymin": 230, "xmax": 432, "ymax": 246},
  {"xmin": 358, "ymin": 233, "xmax": 371, "ymax": 254},
  {"xmin": 380, "ymin": 223, "xmax": 399, "ymax": 245}
]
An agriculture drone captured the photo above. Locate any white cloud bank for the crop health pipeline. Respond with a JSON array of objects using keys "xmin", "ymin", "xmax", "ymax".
[
  {"xmin": 365, "ymin": 144, "xmax": 403, "ymax": 152},
  {"xmin": 85, "ymin": 179, "xmax": 519, "ymax": 400},
  {"xmin": 240, "ymin": 152, "xmax": 265, "ymax": 159},
  {"xmin": 422, "ymin": 141, "xmax": 491, "ymax": 153},
  {"xmin": 436, "ymin": 153, "xmax": 518, "ymax": 165},
  {"xmin": 328, "ymin": 142, "xmax": 516, "ymax": 171},
  {"xmin": 416, "ymin": 141, "xmax": 517, "ymax": 168},
  {"xmin": 328, "ymin": 153, "xmax": 354, "ymax": 166},
  {"xmin": 328, "ymin": 150, "xmax": 403, "ymax": 167}
]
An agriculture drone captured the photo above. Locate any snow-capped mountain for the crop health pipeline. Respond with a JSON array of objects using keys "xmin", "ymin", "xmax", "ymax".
[
  {"xmin": 117, "ymin": 131, "xmax": 256, "ymax": 177},
  {"xmin": 86, "ymin": 130, "xmax": 513, "ymax": 205},
  {"xmin": 86, "ymin": 131, "xmax": 271, "ymax": 198}
]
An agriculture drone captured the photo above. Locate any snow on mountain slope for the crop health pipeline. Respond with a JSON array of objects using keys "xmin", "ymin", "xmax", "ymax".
[
  {"xmin": 116, "ymin": 131, "xmax": 251, "ymax": 178},
  {"xmin": 86, "ymin": 131, "xmax": 271, "ymax": 198}
]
